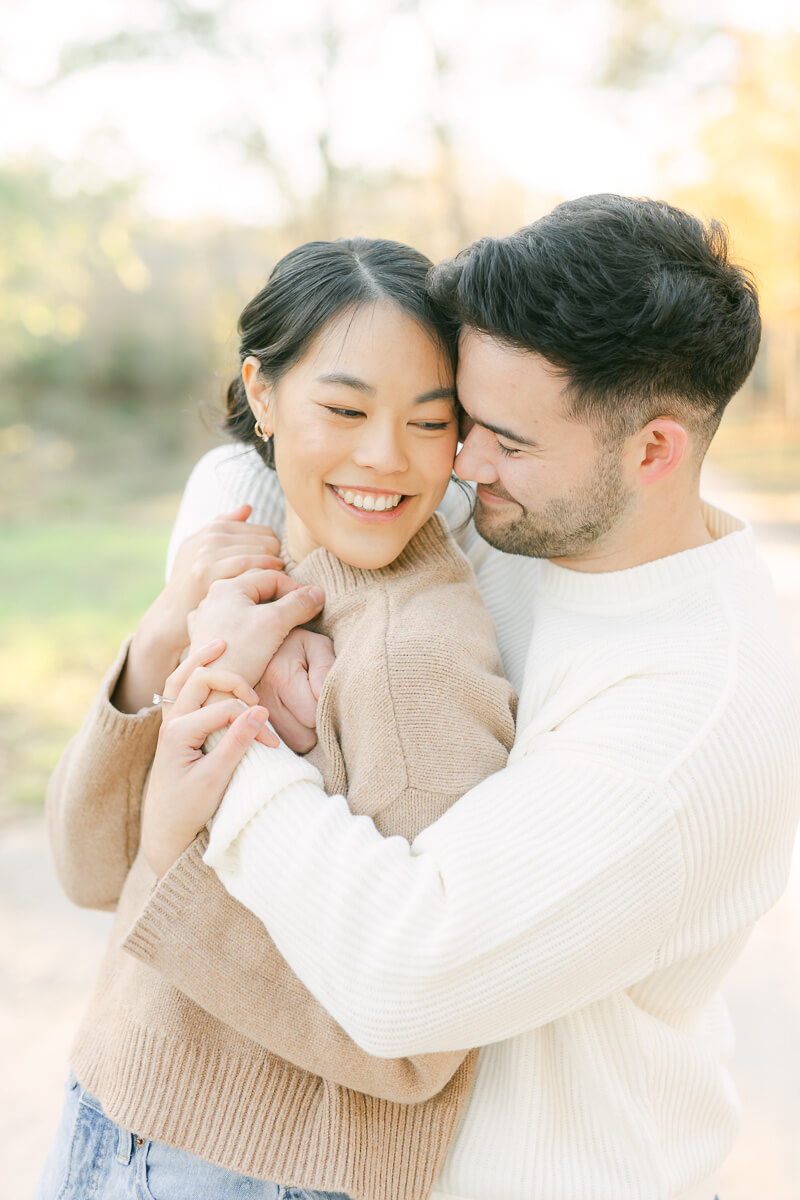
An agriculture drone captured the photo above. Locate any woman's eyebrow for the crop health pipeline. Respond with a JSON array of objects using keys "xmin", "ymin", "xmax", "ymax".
[
  {"xmin": 414, "ymin": 387, "xmax": 457, "ymax": 404},
  {"xmin": 316, "ymin": 372, "xmax": 376, "ymax": 395},
  {"xmin": 316, "ymin": 376, "xmax": 456, "ymax": 405}
]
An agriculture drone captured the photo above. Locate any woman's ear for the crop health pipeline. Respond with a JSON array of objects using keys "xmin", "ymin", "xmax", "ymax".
[{"xmin": 242, "ymin": 356, "xmax": 274, "ymax": 436}]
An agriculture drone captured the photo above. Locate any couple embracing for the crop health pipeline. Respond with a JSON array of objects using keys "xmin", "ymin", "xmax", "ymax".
[{"xmin": 38, "ymin": 194, "xmax": 800, "ymax": 1200}]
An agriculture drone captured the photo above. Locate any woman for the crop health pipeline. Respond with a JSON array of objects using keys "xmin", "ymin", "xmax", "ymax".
[{"xmin": 38, "ymin": 238, "xmax": 516, "ymax": 1200}]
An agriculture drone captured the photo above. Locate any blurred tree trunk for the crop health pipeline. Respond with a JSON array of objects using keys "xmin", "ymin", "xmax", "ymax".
[
  {"xmin": 402, "ymin": 0, "xmax": 469, "ymax": 248},
  {"xmin": 430, "ymin": 46, "xmax": 469, "ymax": 248},
  {"xmin": 315, "ymin": 5, "xmax": 344, "ymax": 239}
]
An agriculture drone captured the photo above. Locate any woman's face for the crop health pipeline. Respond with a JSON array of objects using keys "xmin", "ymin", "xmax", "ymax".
[{"xmin": 245, "ymin": 301, "xmax": 458, "ymax": 569}]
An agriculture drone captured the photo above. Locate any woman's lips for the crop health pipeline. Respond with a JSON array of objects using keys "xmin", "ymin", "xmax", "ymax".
[{"xmin": 327, "ymin": 484, "xmax": 412, "ymax": 523}]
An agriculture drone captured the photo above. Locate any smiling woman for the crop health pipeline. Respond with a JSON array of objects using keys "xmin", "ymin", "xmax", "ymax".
[
  {"xmin": 39, "ymin": 235, "xmax": 517, "ymax": 1200},
  {"xmin": 225, "ymin": 238, "xmax": 460, "ymax": 570},
  {"xmin": 241, "ymin": 300, "xmax": 459, "ymax": 568}
]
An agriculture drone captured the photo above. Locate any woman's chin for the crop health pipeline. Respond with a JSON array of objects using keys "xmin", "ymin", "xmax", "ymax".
[
  {"xmin": 314, "ymin": 500, "xmax": 432, "ymax": 571},
  {"xmin": 300, "ymin": 493, "xmax": 442, "ymax": 570},
  {"xmin": 325, "ymin": 523, "xmax": 423, "ymax": 570},
  {"xmin": 336, "ymin": 544, "xmax": 405, "ymax": 571}
]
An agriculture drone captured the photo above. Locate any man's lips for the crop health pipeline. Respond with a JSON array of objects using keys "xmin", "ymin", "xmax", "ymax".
[{"xmin": 476, "ymin": 484, "xmax": 516, "ymax": 505}]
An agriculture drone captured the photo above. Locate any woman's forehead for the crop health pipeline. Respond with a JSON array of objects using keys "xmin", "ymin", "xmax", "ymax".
[{"xmin": 297, "ymin": 302, "xmax": 453, "ymax": 388}]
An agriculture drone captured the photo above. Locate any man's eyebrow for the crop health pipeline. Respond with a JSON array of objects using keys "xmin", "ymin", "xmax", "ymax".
[
  {"xmin": 474, "ymin": 417, "xmax": 540, "ymax": 448},
  {"xmin": 316, "ymin": 372, "xmax": 376, "ymax": 395}
]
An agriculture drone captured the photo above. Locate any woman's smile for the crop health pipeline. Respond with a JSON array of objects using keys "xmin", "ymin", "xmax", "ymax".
[{"xmin": 328, "ymin": 483, "xmax": 410, "ymax": 520}]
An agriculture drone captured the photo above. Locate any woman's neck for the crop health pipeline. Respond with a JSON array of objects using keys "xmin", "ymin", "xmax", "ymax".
[{"xmin": 285, "ymin": 505, "xmax": 321, "ymax": 564}]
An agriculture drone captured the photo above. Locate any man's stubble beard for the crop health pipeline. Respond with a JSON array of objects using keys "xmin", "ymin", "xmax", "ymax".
[{"xmin": 474, "ymin": 443, "xmax": 632, "ymax": 560}]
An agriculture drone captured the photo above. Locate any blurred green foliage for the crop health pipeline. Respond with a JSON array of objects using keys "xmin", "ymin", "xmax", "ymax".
[
  {"xmin": 0, "ymin": 158, "xmax": 270, "ymax": 810},
  {"xmin": 0, "ymin": 157, "xmax": 284, "ymax": 521},
  {"xmin": 0, "ymin": 516, "xmax": 170, "ymax": 811}
]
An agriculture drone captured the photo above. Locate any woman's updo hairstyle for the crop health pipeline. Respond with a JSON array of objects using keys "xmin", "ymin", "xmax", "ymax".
[{"xmin": 225, "ymin": 237, "xmax": 459, "ymax": 468}]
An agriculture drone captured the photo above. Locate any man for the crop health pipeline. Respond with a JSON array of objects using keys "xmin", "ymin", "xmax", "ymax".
[{"xmin": 133, "ymin": 196, "xmax": 800, "ymax": 1199}]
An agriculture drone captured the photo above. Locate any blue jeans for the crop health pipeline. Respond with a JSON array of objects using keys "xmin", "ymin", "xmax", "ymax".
[{"xmin": 35, "ymin": 1072, "xmax": 353, "ymax": 1200}]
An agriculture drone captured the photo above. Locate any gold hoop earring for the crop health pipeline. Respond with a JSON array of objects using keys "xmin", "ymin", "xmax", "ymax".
[{"xmin": 254, "ymin": 419, "xmax": 270, "ymax": 443}]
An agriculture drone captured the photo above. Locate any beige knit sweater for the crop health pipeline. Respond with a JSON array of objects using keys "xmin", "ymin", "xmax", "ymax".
[{"xmin": 47, "ymin": 513, "xmax": 516, "ymax": 1200}]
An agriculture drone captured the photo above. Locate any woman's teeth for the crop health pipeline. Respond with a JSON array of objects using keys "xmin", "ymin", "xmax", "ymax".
[{"xmin": 332, "ymin": 487, "xmax": 404, "ymax": 512}]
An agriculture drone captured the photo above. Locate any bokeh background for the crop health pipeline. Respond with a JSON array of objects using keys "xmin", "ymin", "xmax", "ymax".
[{"xmin": 1, "ymin": 1, "xmax": 799, "ymax": 1197}]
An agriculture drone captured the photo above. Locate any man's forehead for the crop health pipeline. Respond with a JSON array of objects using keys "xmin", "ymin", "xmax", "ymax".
[{"xmin": 457, "ymin": 329, "xmax": 569, "ymax": 421}]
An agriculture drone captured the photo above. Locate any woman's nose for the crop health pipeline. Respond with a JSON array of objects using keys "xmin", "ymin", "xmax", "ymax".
[{"xmin": 351, "ymin": 423, "xmax": 409, "ymax": 474}]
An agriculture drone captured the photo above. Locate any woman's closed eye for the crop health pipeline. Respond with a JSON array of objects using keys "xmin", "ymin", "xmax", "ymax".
[
  {"xmin": 321, "ymin": 405, "xmax": 453, "ymax": 432},
  {"xmin": 323, "ymin": 405, "xmax": 365, "ymax": 419}
]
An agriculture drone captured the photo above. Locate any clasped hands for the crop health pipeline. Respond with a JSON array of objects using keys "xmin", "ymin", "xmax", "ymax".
[{"xmin": 141, "ymin": 524, "xmax": 334, "ymax": 878}]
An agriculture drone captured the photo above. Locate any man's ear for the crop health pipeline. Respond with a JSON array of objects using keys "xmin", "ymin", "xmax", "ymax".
[
  {"xmin": 242, "ymin": 356, "xmax": 274, "ymax": 436},
  {"xmin": 626, "ymin": 418, "xmax": 689, "ymax": 487}
]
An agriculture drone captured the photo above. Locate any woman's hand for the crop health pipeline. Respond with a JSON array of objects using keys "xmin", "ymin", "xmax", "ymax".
[
  {"xmin": 141, "ymin": 640, "xmax": 277, "ymax": 878},
  {"xmin": 113, "ymin": 505, "xmax": 283, "ymax": 714},
  {"xmin": 164, "ymin": 504, "xmax": 283, "ymax": 636},
  {"xmin": 188, "ymin": 568, "xmax": 325, "ymax": 689}
]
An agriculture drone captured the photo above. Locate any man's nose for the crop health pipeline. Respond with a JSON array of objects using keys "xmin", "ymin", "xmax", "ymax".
[{"xmin": 454, "ymin": 425, "xmax": 497, "ymax": 484}]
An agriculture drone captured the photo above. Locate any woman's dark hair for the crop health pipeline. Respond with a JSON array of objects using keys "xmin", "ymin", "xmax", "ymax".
[
  {"xmin": 226, "ymin": 237, "xmax": 459, "ymax": 468},
  {"xmin": 429, "ymin": 194, "xmax": 762, "ymax": 449}
]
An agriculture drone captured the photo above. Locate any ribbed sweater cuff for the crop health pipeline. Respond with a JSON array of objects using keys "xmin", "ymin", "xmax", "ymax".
[
  {"xmin": 123, "ymin": 835, "xmax": 209, "ymax": 964},
  {"xmin": 203, "ymin": 736, "xmax": 324, "ymax": 869},
  {"xmin": 91, "ymin": 635, "xmax": 162, "ymax": 752}
]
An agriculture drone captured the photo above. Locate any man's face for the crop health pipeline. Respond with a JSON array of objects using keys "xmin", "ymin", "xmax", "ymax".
[{"xmin": 454, "ymin": 329, "xmax": 633, "ymax": 560}]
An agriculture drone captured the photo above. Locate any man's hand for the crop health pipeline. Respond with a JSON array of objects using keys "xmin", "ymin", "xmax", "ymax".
[
  {"xmin": 188, "ymin": 569, "xmax": 325, "ymax": 689},
  {"xmin": 255, "ymin": 628, "xmax": 336, "ymax": 753}
]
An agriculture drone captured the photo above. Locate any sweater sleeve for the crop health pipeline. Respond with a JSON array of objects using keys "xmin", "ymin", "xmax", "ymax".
[
  {"xmin": 193, "ymin": 680, "xmax": 687, "ymax": 1057},
  {"xmin": 45, "ymin": 446, "xmax": 284, "ymax": 912},
  {"xmin": 46, "ymin": 638, "xmax": 162, "ymax": 911}
]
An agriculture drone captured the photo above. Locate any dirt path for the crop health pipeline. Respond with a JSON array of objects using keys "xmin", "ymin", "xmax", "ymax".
[
  {"xmin": 3, "ymin": 473, "xmax": 799, "ymax": 1200},
  {"xmin": 0, "ymin": 819, "xmax": 111, "ymax": 1199}
]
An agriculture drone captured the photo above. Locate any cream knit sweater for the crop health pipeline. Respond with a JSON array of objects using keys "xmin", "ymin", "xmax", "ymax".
[
  {"xmin": 159, "ymin": 446, "xmax": 800, "ymax": 1200},
  {"xmin": 47, "ymin": 495, "xmax": 516, "ymax": 1200}
]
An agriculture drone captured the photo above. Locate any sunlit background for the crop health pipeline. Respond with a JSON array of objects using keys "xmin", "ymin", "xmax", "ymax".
[{"xmin": 1, "ymin": 1, "xmax": 799, "ymax": 1196}]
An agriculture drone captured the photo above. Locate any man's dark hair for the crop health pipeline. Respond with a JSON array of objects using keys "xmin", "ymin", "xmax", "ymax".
[{"xmin": 428, "ymin": 194, "xmax": 761, "ymax": 448}]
